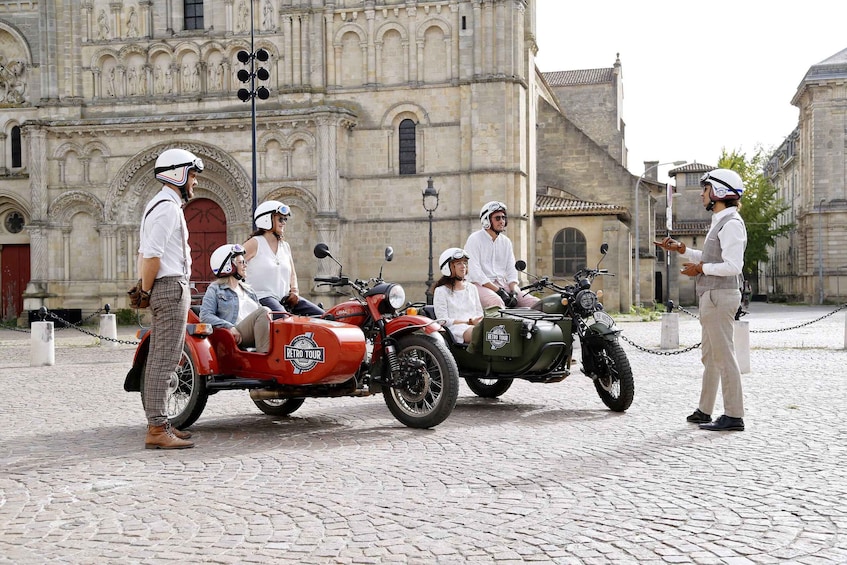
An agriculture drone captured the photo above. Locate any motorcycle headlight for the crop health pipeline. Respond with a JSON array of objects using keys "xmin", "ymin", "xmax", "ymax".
[
  {"xmin": 576, "ymin": 290, "xmax": 597, "ymax": 311},
  {"xmin": 386, "ymin": 284, "xmax": 406, "ymax": 310}
]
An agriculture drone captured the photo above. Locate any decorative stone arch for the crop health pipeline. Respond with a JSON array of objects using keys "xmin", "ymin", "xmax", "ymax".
[
  {"xmin": 332, "ymin": 23, "xmax": 367, "ymax": 47},
  {"xmin": 381, "ymin": 103, "xmax": 430, "ymax": 174},
  {"xmin": 118, "ymin": 43, "xmax": 148, "ymax": 61},
  {"xmin": 415, "ymin": 18, "xmax": 452, "ymax": 42},
  {"xmin": 106, "ymin": 141, "xmax": 252, "ymax": 227},
  {"xmin": 0, "ymin": 190, "xmax": 32, "ymax": 227},
  {"xmin": 199, "ymin": 40, "xmax": 228, "ymax": 60},
  {"xmin": 416, "ymin": 18, "xmax": 452, "ymax": 83},
  {"xmin": 0, "ymin": 21, "xmax": 33, "ymax": 66},
  {"xmin": 89, "ymin": 47, "xmax": 121, "ymax": 69},
  {"xmin": 47, "ymin": 190, "xmax": 105, "ymax": 227},
  {"xmin": 82, "ymin": 140, "xmax": 111, "ymax": 159},
  {"xmin": 376, "ymin": 21, "xmax": 408, "ymax": 44},
  {"xmin": 173, "ymin": 40, "xmax": 201, "ymax": 61},
  {"xmin": 374, "ymin": 22, "xmax": 409, "ymax": 85},
  {"xmin": 148, "ymin": 42, "xmax": 176, "ymax": 61},
  {"xmin": 264, "ymin": 186, "xmax": 319, "ymax": 217},
  {"xmin": 381, "ymin": 102, "xmax": 431, "ymax": 130},
  {"xmin": 52, "ymin": 142, "xmax": 84, "ymax": 161}
]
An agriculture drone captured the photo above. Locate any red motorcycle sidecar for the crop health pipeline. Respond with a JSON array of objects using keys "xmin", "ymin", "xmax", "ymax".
[{"xmin": 129, "ymin": 308, "xmax": 368, "ymax": 429}]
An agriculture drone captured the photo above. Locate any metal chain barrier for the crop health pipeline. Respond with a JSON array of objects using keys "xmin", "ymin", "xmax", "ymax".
[
  {"xmin": 620, "ymin": 302, "xmax": 847, "ymax": 355},
  {"xmin": 619, "ymin": 333, "xmax": 701, "ymax": 355},
  {"xmin": 0, "ymin": 307, "xmax": 141, "ymax": 345},
  {"xmin": 748, "ymin": 303, "xmax": 847, "ymax": 333}
]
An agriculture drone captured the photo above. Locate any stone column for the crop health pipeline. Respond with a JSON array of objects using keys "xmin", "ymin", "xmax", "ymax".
[
  {"xmin": 0, "ymin": 133, "xmax": 6, "ymax": 173},
  {"xmin": 323, "ymin": 13, "xmax": 334, "ymax": 88},
  {"xmin": 315, "ymin": 116, "xmax": 337, "ymax": 213}
]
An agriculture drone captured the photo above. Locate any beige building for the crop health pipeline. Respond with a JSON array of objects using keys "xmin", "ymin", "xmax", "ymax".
[
  {"xmin": 765, "ymin": 47, "xmax": 847, "ymax": 304},
  {"xmin": 0, "ymin": 0, "xmax": 652, "ymax": 324}
]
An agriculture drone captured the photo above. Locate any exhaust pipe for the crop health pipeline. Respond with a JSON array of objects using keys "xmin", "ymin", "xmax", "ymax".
[{"xmin": 249, "ymin": 389, "xmax": 288, "ymax": 401}]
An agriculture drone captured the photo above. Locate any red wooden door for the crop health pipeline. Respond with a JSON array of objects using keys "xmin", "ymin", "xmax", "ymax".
[
  {"xmin": 1, "ymin": 244, "xmax": 31, "ymax": 321},
  {"xmin": 184, "ymin": 198, "xmax": 226, "ymax": 296}
]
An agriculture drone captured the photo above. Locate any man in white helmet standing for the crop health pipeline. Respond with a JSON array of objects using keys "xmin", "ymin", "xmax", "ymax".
[
  {"xmin": 464, "ymin": 201, "xmax": 540, "ymax": 310},
  {"xmin": 655, "ymin": 168, "xmax": 747, "ymax": 432},
  {"xmin": 137, "ymin": 147, "xmax": 203, "ymax": 449}
]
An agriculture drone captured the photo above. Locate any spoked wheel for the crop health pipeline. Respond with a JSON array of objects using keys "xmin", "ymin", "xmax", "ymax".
[
  {"xmin": 252, "ymin": 397, "xmax": 305, "ymax": 416},
  {"xmin": 590, "ymin": 339, "xmax": 634, "ymax": 412},
  {"xmin": 465, "ymin": 377, "xmax": 514, "ymax": 398},
  {"xmin": 383, "ymin": 334, "xmax": 460, "ymax": 429},
  {"xmin": 140, "ymin": 343, "xmax": 208, "ymax": 429}
]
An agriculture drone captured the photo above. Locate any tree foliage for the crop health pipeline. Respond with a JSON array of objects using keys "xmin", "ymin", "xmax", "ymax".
[{"xmin": 717, "ymin": 148, "xmax": 794, "ymax": 280}]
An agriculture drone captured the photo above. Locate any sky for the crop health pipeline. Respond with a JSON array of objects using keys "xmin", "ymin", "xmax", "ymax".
[{"xmin": 534, "ymin": 1, "xmax": 846, "ymax": 181}]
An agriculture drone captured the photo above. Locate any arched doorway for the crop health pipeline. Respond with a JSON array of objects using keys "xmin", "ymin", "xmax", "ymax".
[{"xmin": 185, "ymin": 198, "xmax": 226, "ymax": 296}]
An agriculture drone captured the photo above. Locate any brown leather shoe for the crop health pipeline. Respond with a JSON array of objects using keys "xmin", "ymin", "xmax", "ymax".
[
  {"xmin": 167, "ymin": 423, "xmax": 192, "ymax": 440},
  {"xmin": 145, "ymin": 424, "xmax": 194, "ymax": 449}
]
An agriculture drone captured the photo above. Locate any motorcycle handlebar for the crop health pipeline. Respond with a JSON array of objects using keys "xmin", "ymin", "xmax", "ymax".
[{"xmin": 314, "ymin": 276, "xmax": 349, "ymax": 286}]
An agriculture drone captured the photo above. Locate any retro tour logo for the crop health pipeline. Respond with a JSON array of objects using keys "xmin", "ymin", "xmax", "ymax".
[
  {"xmin": 285, "ymin": 332, "xmax": 325, "ymax": 373},
  {"xmin": 485, "ymin": 324, "xmax": 510, "ymax": 351}
]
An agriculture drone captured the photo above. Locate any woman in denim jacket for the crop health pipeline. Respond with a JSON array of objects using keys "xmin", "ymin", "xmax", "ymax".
[{"xmin": 200, "ymin": 244, "xmax": 272, "ymax": 353}]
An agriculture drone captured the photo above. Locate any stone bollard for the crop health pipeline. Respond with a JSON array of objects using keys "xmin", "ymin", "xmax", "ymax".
[
  {"xmin": 660, "ymin": 312, "xmax": 679, "ymax": 349},
  {"xmin": 733, "ymin": 320, "xmax": 750, "ymax": 374},
  {"xmin": 31, "ymin": 321, "xmax": 55, "ymax": 366},
  {"xmin": 99, "ymin": 313, "xmax": 117, "ymax": 348}
]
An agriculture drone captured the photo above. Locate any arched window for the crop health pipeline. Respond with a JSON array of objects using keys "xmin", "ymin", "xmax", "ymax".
[
  {"xmin": 185, "ymin": 0, "xmax": 204, "ymax": 30},
  {"xmin": 11, "ymin": 126, "xmax": 22, "ymax": 168},
  {"xmin": 553, "ymin": 228, "xmax": 586, "ymax": 277},
  {"xmin": 398, "ymin": 119, "xmax": 416, "ymax": 175}
]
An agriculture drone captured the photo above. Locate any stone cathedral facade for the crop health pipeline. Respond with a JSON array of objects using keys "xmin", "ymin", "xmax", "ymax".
[{"xmin": 0, "ymin": 0, "xmax": 639, "ymax": 322}]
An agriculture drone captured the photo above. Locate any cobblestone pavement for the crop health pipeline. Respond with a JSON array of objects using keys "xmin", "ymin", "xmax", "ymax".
[{"xmin": 1, "ymin": 303, "xmax": 846, "ymax": 564}]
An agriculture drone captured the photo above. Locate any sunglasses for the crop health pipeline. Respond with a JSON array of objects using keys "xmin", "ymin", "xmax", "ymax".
[{"xmin": 491, "ymin": 215, "xmax": 507, "ymax": 222}]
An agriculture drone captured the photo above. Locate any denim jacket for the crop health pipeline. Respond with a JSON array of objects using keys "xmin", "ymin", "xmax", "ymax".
[{"xmin": 200, "ymin": 280, "xmax": 261, "ymax": 328}]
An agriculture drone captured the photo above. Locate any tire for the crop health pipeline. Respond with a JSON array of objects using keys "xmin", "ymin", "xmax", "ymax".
[
  {"xmin": 140, "ymin": 342, "xmax": 208, "ymax": 429},
  {"xmin": 382, "ymin": 334, "xmax": 460, "ymax": 429},
  {"xmin": 465, "ymin": 377, "xmax": 514, "ymax": 398},
  {"xmin": 252, "ymin": 397, "xmax": 305, "ymax": 416},
  {"xmin": 590, "ymin": 339, "xmax": 634, "ymax": 412}
]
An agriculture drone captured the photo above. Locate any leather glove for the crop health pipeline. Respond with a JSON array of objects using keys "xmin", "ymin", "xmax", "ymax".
[
  {"xmin": 496, "ymin": 288, "xmax": 512, "ymax": 306},
  {"xmin": 506, "ymin": 291, "xmax": 518, "ymax": 308},
  {"xmin": 655, "ymin": 237, "xmax": 686, "ymax": 254},
  {"xmin": 127, "ymin": 280, "xmax": 151, "ymax": 309},
  {"xmin": 680, "ymin": 262, "xmax": 704, "ymax": 277}
]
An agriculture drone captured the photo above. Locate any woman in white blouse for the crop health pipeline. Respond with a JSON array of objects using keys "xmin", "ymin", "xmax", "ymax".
[{"xmin": 432, "ymin": 247, "xmax": 484, "ymax": 344}]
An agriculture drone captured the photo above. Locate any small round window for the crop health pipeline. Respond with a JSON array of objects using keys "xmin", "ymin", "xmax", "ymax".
[{"xmin": 4, "ymin": 211, "xmax": 25, "ymax": 234}]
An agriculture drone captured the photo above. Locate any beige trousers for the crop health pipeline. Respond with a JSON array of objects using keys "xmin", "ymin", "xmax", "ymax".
[{"xmin": 698, "ymin": 288, "xmax": 744, "ymax": 418}]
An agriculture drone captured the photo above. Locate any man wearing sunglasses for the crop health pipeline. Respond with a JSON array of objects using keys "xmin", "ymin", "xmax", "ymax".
[
  {"xmin": 655, "ymin": 168, "xmax": 747, "ymax": 432},
  {"xmin": 464, "ymin": 201, "xmax": 540, "ymax": 309},
  {"xmin": 137, "ymin": 148, "xmax": 203, "ymax": 449}
]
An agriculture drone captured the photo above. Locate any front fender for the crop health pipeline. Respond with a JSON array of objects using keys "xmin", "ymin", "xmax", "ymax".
[
  {"xmin": 585, "ymin": 322, "xmax": 621, "ymax": 344},
  {"xmin": 385, "ymin": 314, "xmax": 443, "ymax": 337}
]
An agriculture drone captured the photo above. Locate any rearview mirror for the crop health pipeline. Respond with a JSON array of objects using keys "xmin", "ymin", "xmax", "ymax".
[
  {"xmin": 600, "ymin": 243, "xmax": 609, "ymax": 255},
  {"xmin": 313, "ymin": 243, "xmax": 330, "ymax": 259},
  {"xmin": 385, "ymin": 246, "xmax": 394, "ymax": 262},
  {"xmin": 515, "ymin": 260, "xmax": 527, "ymax": 271}
]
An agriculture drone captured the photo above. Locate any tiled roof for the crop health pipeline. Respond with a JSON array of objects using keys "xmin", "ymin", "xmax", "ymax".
[
  {"xmin": 543, "ymin": 68, "xmax": 614, "ymax": 86},
  {"xmin": 535, "ymin": 193, "xmax": 629, "ymax": 218},
  {"xmin": 668, "ymin": 162, "xmax": 715, "ymax": 176}
]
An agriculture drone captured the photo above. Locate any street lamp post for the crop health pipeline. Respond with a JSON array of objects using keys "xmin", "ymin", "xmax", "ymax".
[
  {"xmin": 818, "ymin": 198, "xmax": 825, "ymax": 304},
  {"xmin": 422, "ymin": 177, "xmax": 440, "ymax": 305},
  {"xmin": 235, "ymin": 0, "xmax": 270, "ymax": 220},
  {"xmin": 634, "ymin": 160, "xmax": 686, "ymax": 307}
]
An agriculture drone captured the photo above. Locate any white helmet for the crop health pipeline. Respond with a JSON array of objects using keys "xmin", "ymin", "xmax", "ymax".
[
  {"xmin": 438, "ymin": 247, "xmax": 469, "ymax": 277},
  {"xmin": 154, "ymin": 148, "xmax": 204, "ymax": 188},
  {"xmin": 210, "ymin": 243, "xmax": 246, "ymax": 278},
  {"xmin": 479, "ymin": 201, "xmax": 507, "ymax": 229},
  {"xmin": 700, "ymin": 169, "xmax": 744, "ymax": 201},
  {"xmin": 254, "ymin": 200, "xmax": 291, "ymax": 230}
]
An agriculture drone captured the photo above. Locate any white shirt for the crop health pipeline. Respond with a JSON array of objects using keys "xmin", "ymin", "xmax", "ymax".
[
  {"xmin": 138, "ymin": 186, "xmax": 191, "ymax": 278},
  {"xmin": 434, "ymin": 283, "xmax": 483, "ymax": 343},
  {"xmin": 233, "ymin": 283, "xmax": 258, "ymax": 323},
  {"xmin": 682, "ymin": 207, "xmax": 746, "ymax": 277},
  {"xmin": 247, "ymin": 236, "xmax": 296, "ymax": 301},
  {"xmin": 464, "ymin": 228, "xmax": 519, "ymax": 288}
]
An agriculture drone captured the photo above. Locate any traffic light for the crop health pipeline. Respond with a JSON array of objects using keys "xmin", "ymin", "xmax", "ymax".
[{"xmin": 236, "ymin": 48, "xmax": 270, "ymax": 101}]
